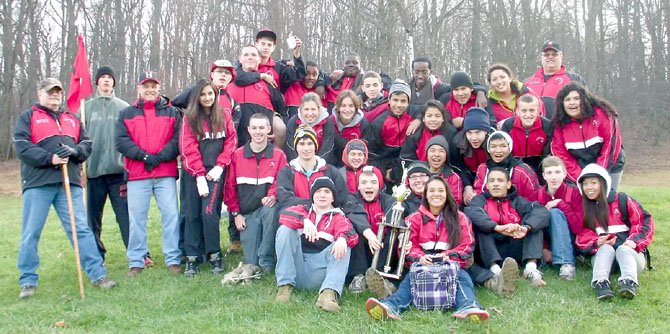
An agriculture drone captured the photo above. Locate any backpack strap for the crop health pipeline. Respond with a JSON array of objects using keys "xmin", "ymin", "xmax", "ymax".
[{"xmin": 618, "ymin": 192, "xmax": 654, "ymax": 271}]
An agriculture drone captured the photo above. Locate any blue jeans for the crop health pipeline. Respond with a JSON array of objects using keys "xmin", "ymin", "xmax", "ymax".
[
  {"xmin": 381, "ymin": 268, "xmax": 483, "ymax": 314},
  {"xmin": 18, "ymin": 185, "xmax": 107, "ymax": 286},
  {"xmin": 240, "ymin": 205, "xmax": 279, "ymax": 268},
  {"xmin": 275, "ymin": 225, "xmax": 351, "ymax": 295},
  {"xmin": 549, "ymin": 209, "xmax": 575, "ymax": 265},
  {"xmin": 127, "ymin": 177, "xmax": 180, "ymax": 268}
]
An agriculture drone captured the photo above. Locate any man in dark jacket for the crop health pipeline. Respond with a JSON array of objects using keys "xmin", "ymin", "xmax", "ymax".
[
  {"xmin": 116, "ymin": 71, "xmax": 182, "ymax": 277},
  {"xmin": 14, "ymin": 78, "xmax": 116, "ymax": 299}
]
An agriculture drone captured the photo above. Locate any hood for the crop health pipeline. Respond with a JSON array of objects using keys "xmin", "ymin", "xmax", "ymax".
[
  {"xmin": 298, "ymin": 106, "xmax": 330, "ymax": 127},
  {"xmin": 342, "ymin": 139, "xmax": 369, "ymax": 168},
  {"xmin": 577, "ymin": 163, "xmax": 612, "ymax": 197},
  {"xmin": 289, "ymin": 156, "xmax": 328, "ymax": 174},
  {"xmin": 332, "ymin": 108, "xmax": 364, "ymax": 131}
]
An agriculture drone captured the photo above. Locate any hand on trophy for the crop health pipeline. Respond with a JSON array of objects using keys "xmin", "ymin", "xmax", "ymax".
[{"xmin": 363, "ymin": 229, "xmax": 383, "ymax": 254}]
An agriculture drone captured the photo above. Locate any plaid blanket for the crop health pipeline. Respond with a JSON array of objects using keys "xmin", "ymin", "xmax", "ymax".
[{"xmin": 409, "ymin": 261, "xmax": 460, "ymax": 311}]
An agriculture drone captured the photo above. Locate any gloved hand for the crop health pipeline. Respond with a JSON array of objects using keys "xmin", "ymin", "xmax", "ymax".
[
  {"xmin": 143, "ymin": 154, "xmax": 161, "ymax": 172},
  {"xmin": 56, "ymin": 144, "xmax": 78, "ymax": 158},
  {"xmin": 196, "ymin": 176, "xmax": 209, "ymax": 197},
  {"xmin": 206, "ymin": 166, "xmax": 224, "ymax": 181}
]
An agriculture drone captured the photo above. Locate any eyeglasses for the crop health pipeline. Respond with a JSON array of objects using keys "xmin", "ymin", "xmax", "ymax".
[
  {"xmin": 409, "ymin": 174, "xmax": 429, "ymax": 181},
  {"xmin": 542, "ymin": 52, "xmax": 561, "ymax": 58},
  {"xmin": 212, "ymin": 69, "xmax": 230, "ymax": 74}
]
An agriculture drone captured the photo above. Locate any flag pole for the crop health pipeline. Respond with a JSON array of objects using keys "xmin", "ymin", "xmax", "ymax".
[{"xmin": 62, "ymin": 163, "xmax": 86, "ymax": 299}]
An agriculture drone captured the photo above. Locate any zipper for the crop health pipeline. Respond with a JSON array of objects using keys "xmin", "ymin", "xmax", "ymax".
[{"xmin": 525, "ymin": 128, "xmax": 530, "ymax": 157}]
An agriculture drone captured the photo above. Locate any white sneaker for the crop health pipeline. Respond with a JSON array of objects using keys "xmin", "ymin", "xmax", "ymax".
[
  {"xmin": 559, "ymin": 264, "xmax": 576, "ymax": 280},
  {"xmin": 523, "ymin": 268, "xmax": 547, "ymax": 287}
]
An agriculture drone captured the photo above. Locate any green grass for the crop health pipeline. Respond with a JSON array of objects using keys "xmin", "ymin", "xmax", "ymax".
[{"xmin": 0, "ymin": 186, "xmax": 668, "ymax": 333}]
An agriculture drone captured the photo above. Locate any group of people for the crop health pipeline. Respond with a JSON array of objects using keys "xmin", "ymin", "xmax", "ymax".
[{"xmin": 14, "ymin": 30, "xmax": 655, "ymax": 324}]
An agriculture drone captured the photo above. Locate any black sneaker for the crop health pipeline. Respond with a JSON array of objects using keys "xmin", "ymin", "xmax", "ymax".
[
  {"xmin": 619, "ymin": 279, "xmax": 638, "ymax": 299},
  {"xmin": 210, "ymin": 253, "xmax": 224, "ymax": 275},
  {"xmin": 594, "ymin": 280, "xmax": 614, "ymax": 301},
  {"xmin": 184, "ymin": 257, "xmax": 199, "ymax": 277}
]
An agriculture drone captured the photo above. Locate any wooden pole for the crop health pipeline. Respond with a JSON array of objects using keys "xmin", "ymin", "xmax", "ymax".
[{"xmin": 61, "ymin": 163, "xmax": 86, "ymax": 300}]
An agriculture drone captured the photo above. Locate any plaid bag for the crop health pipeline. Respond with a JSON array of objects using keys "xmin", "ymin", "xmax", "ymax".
[{"xmin": 409, "ymin": 261, "xmax": 460, "ymax": 311}]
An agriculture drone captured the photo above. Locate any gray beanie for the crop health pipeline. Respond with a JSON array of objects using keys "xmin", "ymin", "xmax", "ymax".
[
  {"xmin": 389, "ymin": 79, "xmax": 411, "ymax": 101},
  {"xmin": 425, "ymin": 135, "xmax": 450, "ymax": 157}
]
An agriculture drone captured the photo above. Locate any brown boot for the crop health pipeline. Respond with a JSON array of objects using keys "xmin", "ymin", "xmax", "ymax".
[
  {"xmin": 167, "ymin": 264, "xmax": 182, "ymax": 274},
  {"xmin": 316, "ymin": 288, "xmax": 340, "ymax": 313},
  {"xmin": 365, "ymin": 268, "xmax": 396, "ymax": 299},
  {"xmin": 227, "ymin": 240, "xmax": 242, "ymax": 254},
  {"xmin": 275, "ymin": 284, "xmax": 294, "ymax": 302}
]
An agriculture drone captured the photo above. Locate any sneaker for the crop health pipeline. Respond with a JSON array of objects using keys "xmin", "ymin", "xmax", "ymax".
[
  {"xmin": 523, "ymin": 268, "xmax": 547, "ymax": 287},
  {"xmin": 349, "ymin": 274, "xmax": 366, "ymax": 294},
  {"xmin": 184, "ymin": 257, "xmax": 199, "ymax": 277},
  {"xmin": 500, "ymin": 257, "xmax": 520, "ymax": 293},
  {"xmin": 209, "ymin": 253, "xmax": 225, "ymax": 275},
  {"xmin": 92, "ymin": 277, "xmax": 117, "ymax": 289},
  {"xmin": 275, "ymin": 284, "xmax": 294, "ymax": 302},
  {"xmin": 365, "ymin": 298, "xmax": 399, "ymax": 321},
  {"xmin": 143, "ymin": 255, "xmax": 154, "ymax": 267},
  {"xmin": 167, "ymin": 264, "xmax": 182, "ymax": 274},
  {"xmin": 483, "ymin": 274, "xmax": 504, "ymax": 295},
  {"xmin": 593, "ymin": 280, "xmax": 614, "ymax": 300},
  {"xmin": 19, "ymin": 285, "xmax": 36, "ymax": 299},
  {"xmin": 227, "ymin": 240, "xmax": 242, "ymax": 254},
  {"xmin": 365, "ymin": 268, "xmax": 396, "ymax": 299},
  {"xmin": 240, "ymin": 264, "xmax": 262, "ymax": 284},
  {"xmin": 316, "ymin": 288, "xmax": 340, "ymax": 313},
  {"xmin": 559, "ymin": 264, "xmax": 576, "ymax": 280},
  {"xmin": 618, "ymin": 279, "xmax": 638, "ymax": 299},
  {"xmin": 127, "ymin": 267, "xmax": 143, "ymax": 277},
  {"xmin": 452, "ymin": 306, "xmax": 490, "ymax": 322}
]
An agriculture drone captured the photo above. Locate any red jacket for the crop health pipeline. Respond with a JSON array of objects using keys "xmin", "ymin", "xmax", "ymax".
[
  {"xmin": 575, "ymin": 192, "xmax": 654, "ymax": 255},
  {"xmin": 406, "ymin": 205, "xmax": 475, "ymax": 268},
  {"xmin": 473, "ymin": 158, "xmax": 540, "ymax": 200},
  {"xmin": 445, "ymin": 93, "xmax": 477, "ymax": 128},
  {"xmin": 400, "ymin": 126, "xmax": 456, "ymax": 162},
  {"xmin": 433, "ymin": 166, "xmax": 464, "ymax": 207},
  {"xmin": 530, "ymin": 182, "xmax": 583, "ymax": 235},
  {"xmin": 116, "ymin": 97, "xmax": 180, "ymax": 181},
  {"xmin": 279, "ymin": 204, "xmax": 359, "ymax": 253},
  {"xmin": 368, "ymin": 111, "xmax": 413, "ymax": 159},
  {"xmin": 340, "ymin": 139, "xmax": 369, "ymax": 193},
  {"xmin": 464, "ymin": 188, "xmax": 550, "ymax": 234},
  {"xmin": 551, "ymin": 106, "xmax": 624, "ymax": 182},
  {"xmin": 362, "ymin": 96, "xmax": 389, "ymax": 123},
  {"xmin": 179, "ymin": 109, "xmax": 237, "ymax": 177},
  {"xmin": 523, "ymin": 66, "xmax": 585, "ymax": 119},
  {"xmin": 224, "ymin": 142, "xmax": 287, "ymax": 214}
]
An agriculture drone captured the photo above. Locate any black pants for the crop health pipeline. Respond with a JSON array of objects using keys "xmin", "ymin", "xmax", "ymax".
[
  {"xmin": 181, "ymin": 172, "xmax": 223, "ymax": 257},
  {"xmin": 87, "ymin": 174, "xmax": 130, "ymax": 259},
  {"xmin": 477, "ymin": 229, "xmax": 544, "ymax": 267},
  {"xmin": 347, "ymin": 230, "xmax": 397, "ymax": 280},
  {"xmin": 228, "ymin": 212, "xmax": 240, "ymax": 242}
]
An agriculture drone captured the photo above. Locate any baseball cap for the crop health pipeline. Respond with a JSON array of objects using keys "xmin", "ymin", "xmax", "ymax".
[
  {"xmin": 210, "ymin": 59, "xmax": 234, "ymax": 72},
  {"xmin": 138, "ymin": 71, "xmax": 160, "ymax": 85},
  {"xmin": 542, "ymin": 41, "xmax": 561, "ymax": 52},
  {"xmin": 256, "ymin": 29, "xmax": 277, "ymax": 42},
  {"xmin": 39, "ymin": 78, "xmax": 64, "ymax": 91}
]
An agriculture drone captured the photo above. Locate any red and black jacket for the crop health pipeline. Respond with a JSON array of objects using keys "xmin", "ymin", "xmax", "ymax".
[
  {"xmin": 400, "ymin": 125, "xmax": 457, "ymax": 162},
  {"xmin": 283, "ymin": 81, "xmax": 328, "ymax": 118},
  {"xmin": 451, "ymin": 130, "xmax": 490, "ymax": 188},
  {"xmin": 367, "ymin": 110, "xmax": 413, "ymax": 165},
  {"xmin": 406, "ymin": 205, "xmax": 476, "ymax": 269},
  {"xmin": 442, "ymin": 92, "xmax": 477, "ymax": 130},
  {"xmin": 501, "ymin": 115, "xmax": 553, "ymax": 174},
  {"xmin": 339, "ymin": 139, "xmax": 369, "ymax": 193},
  {"xmin": 353, "ymin": 192, "xmax": 396, "ymax": 235},
  {"xmin": 14, "ymin": 104, "xmax": 91, "ymax": 190},
  {"xmin": 116, "ymin": 97, "xmax": 180, "ymax": 181},
  {"xmin": 224, "ymin": 142, "xmax": 287, "ymax": 215},
  {"xmin": 523, "ymin": 66, "xmax": 586, "ymax": 119},
  {"xmin": 551, "ymin": 106, "xmax": 624, "ymax": 183},
  {"xmin": 473, "ymin": 156, "xmax": 540, "ymax": 201},
  {"xmin": 486, "ymin": 83, "xmax": 546, "ymax": 123},
  {"xmin": 432, "ymin": 166, "xmax": 464, "ymax": 207},
  {"xmin": 464, "ymin": 187, "xmax": 550, "ymax": 234},
  {"xmin": 284, "ymin": 111, "xmax": 336, "ymax": 165},
  {"xmin": 236, "ymin": 56, "xmax": 306, "ymax": 93},
  {"xmin": 279, "ymin": 204, "xmax": 359, "ymax": 253},
  {"xmin": 575, "ymin": 191, "xmax": 654, "ymax": 255},
  {"xmin": 326, "ymin": 73, "xmax": 364, "ymax": 104},
  {"xmin": 361, "ymin": 94, "xmax": 389, "ymax": 123},
  {"xmin": 530, "ymin": 182, "xmax": 583, "ymax": 235},
  {"xmin": 179, "ymin": 108, "xmax": 237, "ymax": 177},
  {"xmin": 332, "ymin": 111, "xmax": 369, "ymax": 168}
]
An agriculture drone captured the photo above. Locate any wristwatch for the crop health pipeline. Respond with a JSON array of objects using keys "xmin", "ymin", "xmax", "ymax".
[
  {"xmin": 522, "ymin": 224, "xmax": 532, "ymax": 232},
  {"xmin": 231, "ymin": 211, "xmax": 239, "ymax": 217}
]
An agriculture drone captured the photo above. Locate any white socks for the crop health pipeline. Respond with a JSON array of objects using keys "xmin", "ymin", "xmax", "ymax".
[
  {"xmin": 490, "ymin": 264, "xmax": 501, "ymax": 275},
  {"xmin": 525, "ymin": 262, "xmax": 537, "ymax": 272}
]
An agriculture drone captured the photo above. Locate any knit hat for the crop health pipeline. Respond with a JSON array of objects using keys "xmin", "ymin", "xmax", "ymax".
[
  {"xmin": 95, "ymin": 66, "xmax": 116, "ymax": 87},
  {"xmin": 310, "ymin": 176, "xmax": 337, "ymax": 203},
  {"xmin": 450, "ymin": 71, "xmax": 473, "ymax": 89},
  {"xmin": 389, "ymin": 79, "xmax": 411, "ymax": 100},
  {"xmin": 487, "ymin": 130, "xmax": 513, "ymax": 153},
  {"xmin": 293, "ymin": 124, "xmax": 319, "ymax": 151},
  {"xmin": 407, "ymin": 161, "xmax": 430, "ymax": 177},
  {"xmin": 346, "ymin": 139, "xmax": 367, "ymax": 154},
  {"xmin": 426, "ymin": 135, "xmax": 449, "ymax": 156},
  {"xmin": 463, "ymin": 107, "xmax": 491, "ymax": 132}
]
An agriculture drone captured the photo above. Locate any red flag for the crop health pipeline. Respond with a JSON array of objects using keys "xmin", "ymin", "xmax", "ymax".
[{"xmin": 66, "ymin": 34, "xmax": 93, "ymax": 113}]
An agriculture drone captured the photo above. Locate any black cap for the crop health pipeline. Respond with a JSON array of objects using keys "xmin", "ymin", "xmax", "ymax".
[
  {"xmin": 310, "ymin": 176, "xmax": 337, "ymax": 204},
  {"xmin": 450, "ymin": 71, "xmax": 473, "ymax": 89},
  {"xmin": 542, "ymin": 41, "xmax": 561, "ymax": 52},
  {"xmin": 256, "ymin": 29, "xmax": 277, "ymax": 42},
  {"xmin": 95, "ymin": 66, "xmax": 116, "ymax": 87}
]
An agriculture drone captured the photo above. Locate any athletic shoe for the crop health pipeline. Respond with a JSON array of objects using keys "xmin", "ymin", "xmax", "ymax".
[
  {"xmin": 275, "ymin": 284, "xmax": 293, "ymax": 302},
  {"xmin": 349, "ymin": 274, "xmax": 366, "ymax": 294},
  {"xmin": 452, "ymin": 306, "xmax": 490, "ymax": 322},
  {"xmin": 365, "ymin": 298, "xmax": 399, "ymax": 321},
  {"xmin": 523, "ymin": 268, "xmax": 547, "ymax": 287},
  {"xmin": 143, "ymin": 255, "xmax": 154, "ymax": 267},
  {"xmin": 501, "ymin": 257, "xmax": 520, "ymax": 293},
  {"xmin": 19, "ymin": 285, "xmax": 36, "ymax": 299},
  {"xmin": 365, "ymin": 268, "xmax": 396, "ymax": 299},
  {"xmin": 594, "ymin": 280, "xmax": 614, "ymax": 300},
  {"xmin": 316, "ymin": 288, "xmax": 340, "ymax": 313},
  {"xmin": 92, "ymin": 277, "xmax": 117, "ymax": 289},
  {"xmin": 559, "ymin": 264, "xmax": 576, "ymax": 280},
  {"xmin": 618, "ymin": 279, "xmax": 638, "ymax": 299},
  {"xmin": 184, "ymin": 258, "xmax": 199, "ymax": 277},
  {"xmin": 209, "ymin": 253, "xmax": 224, "ymax": 275}
]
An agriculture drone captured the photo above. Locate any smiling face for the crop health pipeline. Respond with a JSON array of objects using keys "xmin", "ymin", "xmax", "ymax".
[
  {"xmin": 362, "ymin": 77, "xmax": 382, "ymax": 100},
  {"xmin": 296, "ymin": 137, "xmax": 316, "ymax": 161},
  {"xmin": 425, "ymin": 179, "xmax": 448, "ymax": 210},
  {"xmin": 313, "ymin": 187, "xmax": 334, "ymax": 210},
  {"xmin": 338, "ymin": 97, "xmax": 356, "ymax": 123},
  {"xmin": 248, "ymin": 116, "xmax": 271, "ymax": 145},
  {"xmin": 489, "ymin": 69, "xmax": 512, "ymax": 95},
  {"xmin": 581, "ymin": 177, "xmax": 602, "ymax": 200},
  {"xmin": 198, "ymin": 84, "xmax": 215, "ymax": 109},
  {"xmin": 300, "ymin": 100, "xmax": 320, "ymax": 124},
  {"xmin": 343, "ymin": 55, "xmax": 361, "ymax": 77},
  {"xmin": 563, "ymin": 90, "xmax": 582, "ymax": 119},
  {"xmin": 543, "ymin": 165, "xmax": 566, "ymax": 192},
  {"xmin": 358, "ymin": 172, "xmax": 380, "ymax": 202},
  {"xmin": 423, "ymin": 107, "xmax": 444, "ymax": 131},
  {"xmin": 408, "ymin": 172, "xmax": 429, "ymax": 194},
  {"xmin": 255, "ymin": 37, "xmax": 276, "ymax": 60},
  {"xmin": 426, "ymin": 145, "xmax": 447, "ymax": 171},
  {"xmin": 412, "ymin": 61, "xmax": 430, "ymax": 89},
  {"xmin": 486, "ymin": 170, "xmax": 511, "ymax": 198},
  {"xmin": 389, "ymin": 93, "xmax": 409, "ymax": 116},
  {"xmin": 38, "ymin": 87, "xmax": 63, "ymax": 111},
  {"xmin": 453, "ymin": 86, "xmax": 473, "ymax": 104},
  {"xmin": 488, "ymin": 137, "xmax": 511, "ymax": 163},
  {"xmin": 541, "ymin": 50, "xmax": 563, "ymax": 74},
  {"xmin": 516, "ymin": 100, "xmax": 540, "ymax": 128},
  {"xmin": 466, "ymin": 129, "xmax": 487, "ymax": 149},
  {"xmin": 346, "ymin": 150, "xmax": 365, "ymax": 169},
  {"xmin": 138, "ymin": 81, "xmax": 160, "ymax": 101},
  {"xmin": 304, "ymin": 65, "xmax": 319, "ymax": 89},
  {"xmin": 239, "ymin": 46, "xmax": 261, "ymax": 71}
]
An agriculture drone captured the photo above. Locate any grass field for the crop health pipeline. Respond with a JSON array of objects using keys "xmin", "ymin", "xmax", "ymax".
[{"xmin": 0, "ymin": 185, "xmax": 668, "ymax": 333}]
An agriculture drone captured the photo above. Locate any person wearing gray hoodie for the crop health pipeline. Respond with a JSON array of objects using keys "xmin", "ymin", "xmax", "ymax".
[{"xmin": 284, "ymin": 92, "xmax": 335, "ymax": 164}]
